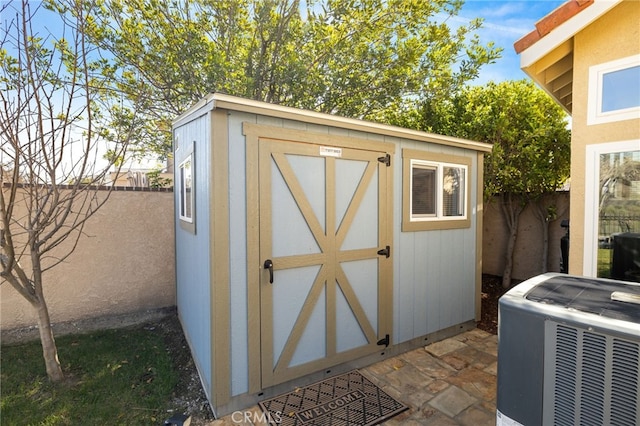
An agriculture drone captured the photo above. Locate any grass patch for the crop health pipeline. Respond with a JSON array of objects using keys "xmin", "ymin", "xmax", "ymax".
[
  {"xmin": 1, "ymin": 326, "xmax": 178, "ymax": 425},
  {"xmin": 598, "ymin": 248, "xmax": 612, "ymax": 278}
]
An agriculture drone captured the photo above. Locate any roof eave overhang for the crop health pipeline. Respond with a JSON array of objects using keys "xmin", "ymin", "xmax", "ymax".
[
  {"xmin": 517, "ymin": 0, "xmax": 622, "ymax": 115},
  {"xmin": 519, "ymin": 0, "xmax": 620, "ymax": 69}
]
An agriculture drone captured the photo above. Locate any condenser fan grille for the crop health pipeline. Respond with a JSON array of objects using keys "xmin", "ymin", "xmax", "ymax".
[{"xmin": 544, "ymin": 322, "xmax": 640, "ymax": 426}]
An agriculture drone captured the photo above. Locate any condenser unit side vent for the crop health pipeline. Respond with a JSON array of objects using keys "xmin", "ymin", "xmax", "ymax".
[{"xmin": 543, "ymin": 321, "xmax": 640, "ymax": 426}]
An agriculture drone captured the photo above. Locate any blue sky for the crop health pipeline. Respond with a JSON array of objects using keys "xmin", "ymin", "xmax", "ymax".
[
  {"xmin": 457, "ymin": 0, "xmax": 567, "ymax": 84},
  {"xmin": 5, "ymin": 0, "xmax": 567, "ymax": 86}
]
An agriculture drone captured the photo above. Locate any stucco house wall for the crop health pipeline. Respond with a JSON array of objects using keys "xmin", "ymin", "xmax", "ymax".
[
  {"xmin": 568, "ymin": 0, "xmax": 640, "ymax": 274},
  {"xmin": 515, "ymin": 0, "xmax": 640, "ymax": 279}
]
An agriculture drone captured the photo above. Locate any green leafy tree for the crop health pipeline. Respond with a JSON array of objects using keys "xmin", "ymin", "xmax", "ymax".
[
  {"xmin": 85, "ymin": 0, "xmax": 501, "ymax": 159},
  {"xmin": 1, "ymin": 0, "xmax": 134, "ymax": 381},
  {"xmin": 416, "ymin": 80, "xmax": 571, "ymax": 288}
]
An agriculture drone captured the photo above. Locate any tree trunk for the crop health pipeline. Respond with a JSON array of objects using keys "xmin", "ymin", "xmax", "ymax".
[
  {"xmin": 502, "ymin": 218, "xmax": 519, "ymax": 289},
  {"xmin": 501, "ymin": 194, "xmax": 524, "ymax": 289},
  {"xmin": 531, "ymin": 200, "xmax": 551, "ymax": 274},
  {"xmin": 34, "ymin": 297, "xmax": 64, "ymax": 382},
  {"xmin": 540, "ymin": 216, "xmax": 550, "ymax": 273}
]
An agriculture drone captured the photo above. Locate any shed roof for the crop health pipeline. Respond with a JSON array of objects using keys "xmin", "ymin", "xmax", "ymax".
[
  {"xmin": 514, "ymin": 0, "xmax": 623, "ymax": 114},
  {"xmin": 173, "ymin": 93, "xmax": 492, "ymax": 153}
]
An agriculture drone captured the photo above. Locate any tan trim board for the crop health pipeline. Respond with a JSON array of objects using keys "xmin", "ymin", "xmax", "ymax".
[
  {"xmin": 268, "ymin": 343, "xmax": 386, "ymax": 387},
  {"xmin": 244, "ymin": 122, "xmax": 396, "ymax": 155},
  {"xmin": 337, "ymin": 248, "xmax": 380, "ymax": 263},
  {"xmin": 244, "ymin": 123, "xmax": 262, "ymax": 394},
  {"xmin": 211, "ymin": 109, "xmax": 231, "ymax": 405},
  {"xmin": 475, "ymin": 153, "xmax": 484, "ymax": 322},
  {"xmin": 326, "ymin": 156, "xmax": 337, "ymax": 359},
  {"xmin": 251, "ymin": 124, "xmax": 395, "ymax": 389},
  {"xmin": 402, "ymin": 149, "xmax": 473, "ymax": 232},
  {"xmin": 258, "ymin": 135, "xmax": 275, "ymax": 387},
  {"xmin": 380, "ymin": 153, "xmax": 394, "ymax": 344},
  {"xmin": 272, "ymin": 253, "xmax": 327, "ymax": 270}
]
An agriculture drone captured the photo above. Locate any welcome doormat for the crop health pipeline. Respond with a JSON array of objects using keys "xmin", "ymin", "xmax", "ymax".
[{"xmin": 258, "ymin": 370, "xmax": 408, "ymax": 425}]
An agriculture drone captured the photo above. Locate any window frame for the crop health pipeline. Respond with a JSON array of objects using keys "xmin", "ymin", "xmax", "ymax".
[
  {"xmin": 402, "ymin": 149, "xmax": 472, "ymax": 231},
  {"xmin": 583, "ymin": 140, "xmax": 639, "ymax": 277},
  {"xmin": 587, "ymin": 54, "xmax": 640, "ymax": 125},
  {"xmin": 177, "ymin": 141, "xmax": 196, "ymax": 233}
]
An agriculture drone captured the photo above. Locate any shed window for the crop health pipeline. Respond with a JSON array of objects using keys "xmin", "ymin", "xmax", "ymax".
[
  {"xmin": 411, "ymin": 160, "xmax": 466, "ymax": 220},
  {"xmin": 179, "ymin": 155, "xmax": 193, "ymax": 223},
  {"xmin": 588, "ymin": 55, "xmax": 640, "ymax": 125},
  {"xmin": 403, "ymin": 149, "xmax": 471, "ymax": 231}
]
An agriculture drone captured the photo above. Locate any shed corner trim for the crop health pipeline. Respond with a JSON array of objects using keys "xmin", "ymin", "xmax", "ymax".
[{"xmin": 173, "ymin": 96, "xmax": 216, "ymax": 128}]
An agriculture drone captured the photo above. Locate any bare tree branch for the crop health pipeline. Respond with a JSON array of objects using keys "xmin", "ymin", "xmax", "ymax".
[{"xmin": 1, "ymin": 0, "xmax": 136, "ymax": 382}]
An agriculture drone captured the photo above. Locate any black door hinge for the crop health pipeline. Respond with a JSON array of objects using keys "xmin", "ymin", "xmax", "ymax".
[
  {"xmin": 377, "ymin": 334, "xmax": 390, "ymax": 347},
  {"xmin": 377, "ymin": 246, "xmax": 390, "ymax": 258},
  {"xmin": 377, "ymin": 154, "xmax": 390, "ymax": 166}
]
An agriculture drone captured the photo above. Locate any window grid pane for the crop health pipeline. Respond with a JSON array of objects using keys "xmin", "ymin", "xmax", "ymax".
[
  {"xmin": 180, "ymin": 157, "xmax": 192, "ymax": 221},
  {"xmin": 601, "ymin": 65, "xmax": 640, "ymax": 113},
  {"xmin": 412, "ymin": 166, "xmax": 436, "ymax": 216},
  {"xmin": 442, "ymin": 167, "xmax": 465, "ymax": 217}
]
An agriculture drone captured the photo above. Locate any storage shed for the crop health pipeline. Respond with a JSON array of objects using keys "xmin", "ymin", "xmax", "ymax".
[{"xmin": 172, "ymin": 93, "xmax": 492, "ymax": 416}]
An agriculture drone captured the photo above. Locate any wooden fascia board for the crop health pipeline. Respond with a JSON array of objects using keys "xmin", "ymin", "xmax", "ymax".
[
  {"xmin": 519, "ymin": 0, "xmax": 621, "ymax": 69},
  {"xmin": 210, "ymin": 108, "xmax": 231, "ymax": 406},
  {"xmin": 172, "ymin": 96, "xmax": 215, "ymax": 128}
]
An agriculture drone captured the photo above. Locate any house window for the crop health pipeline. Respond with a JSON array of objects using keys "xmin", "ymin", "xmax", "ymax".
[
  {"xmin": 584, "ymin": 142, "xmax": 640, "ymax": 278},
  {"xmin": 588, "ymin": 55, "xmax": 640, "ymax": 125},
  {"xmin": 403, "ymin": 149, "xmax": 471, "ymax": 231}
]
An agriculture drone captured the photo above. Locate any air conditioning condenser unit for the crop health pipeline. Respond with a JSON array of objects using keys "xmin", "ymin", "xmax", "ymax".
[{"xmin": 496, "ymin": 273, "xmax": 640, "ymax": 426}]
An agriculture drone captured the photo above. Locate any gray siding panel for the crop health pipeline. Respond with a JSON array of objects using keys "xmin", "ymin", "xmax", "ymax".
[
  {"xmin": 393, "ymin": 145, "xmax": 478, "ymax": 344},
  {"xmin": 174, "ymin": 113, "xmax": 212, "ymax": 396}
]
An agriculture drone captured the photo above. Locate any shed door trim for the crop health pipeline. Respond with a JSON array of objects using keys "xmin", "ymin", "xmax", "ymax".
[{"xmin": 244, "ymin": 122, "xmax": 394, "ymax": 393}]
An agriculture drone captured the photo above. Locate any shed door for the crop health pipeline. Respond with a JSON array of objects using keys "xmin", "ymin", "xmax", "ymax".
[{"xmin": 259, "ymin": 137, "xmax": 392, "ymax": 388}]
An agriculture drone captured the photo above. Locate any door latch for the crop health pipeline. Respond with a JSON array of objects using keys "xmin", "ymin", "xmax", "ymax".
[
  {"xmin": 263, "ymin": 259, "xmax": 273, "ymax": 284},
  {"xmin": 377, "ymin": 154, "xmax": 391, "ymax": 166},
  {"xmin": 377, "ymin": 334, "xmax": 390, "ymax": 347},
  {"xmin": 377, "ymin": 246, "xmax": 390, "ymax": 258}
]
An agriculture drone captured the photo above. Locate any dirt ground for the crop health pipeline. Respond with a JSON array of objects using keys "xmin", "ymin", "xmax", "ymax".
[
  {"xmin": 477, "ymin": 274, "xmax": 510, "ymax": 335},
  {"xmin": 153, "ymin": 314, "xmax": 217, "ymax": 424},
  {"xmin": 3, "ymin": 275, "xmax": 508, "ymax": 425}
]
